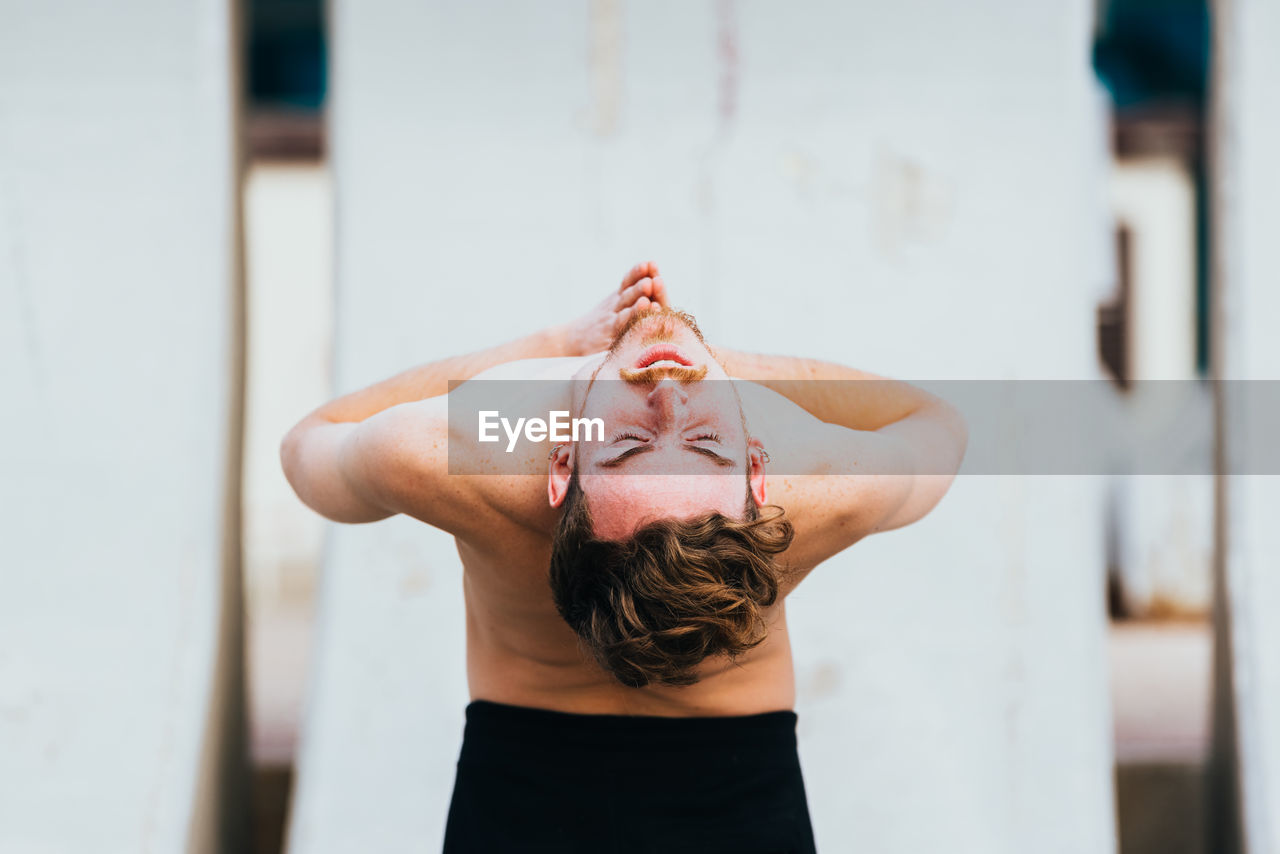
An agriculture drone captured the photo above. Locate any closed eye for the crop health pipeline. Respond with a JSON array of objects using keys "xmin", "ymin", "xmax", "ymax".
[
  {"xmin": 598, "ymin": 444, "xmax": 654, "ymax": 468},
  {"xmin": 611, "ymin": 432, "xmax": 648, "ymax": 443},
  {"xmin": 597, "ymin": 443, "xmax": 736, "ymax": 469},
  {"xmin": 683, "ymin": 445, "xmax": 737, "ymax": 468}
]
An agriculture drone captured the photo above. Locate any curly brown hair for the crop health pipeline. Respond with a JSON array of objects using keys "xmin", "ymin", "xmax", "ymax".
[{"xmin": 548, "ymin": 472, "xmax": 795, "ymax": 688}]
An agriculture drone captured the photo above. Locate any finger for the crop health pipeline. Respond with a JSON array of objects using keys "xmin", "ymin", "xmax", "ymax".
[
  {"xmin": 618, "ymin": 262, "xmax": 654, "ymax": 294},
  {"xmin": 634, "ymin": 295, "xmax": 652, "ymax": 313},
  {"xmin": 615, "ymin": 277, "xmax": 653, "ymax": 310},
  {"xmin": 651, "ymin": 275, "xmax": 668, "ymax": 307}
]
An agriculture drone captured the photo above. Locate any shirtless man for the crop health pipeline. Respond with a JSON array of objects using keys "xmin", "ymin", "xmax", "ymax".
[{"xmin": 281, "ymin": 262, "xmax": 966, "ymax": 853}]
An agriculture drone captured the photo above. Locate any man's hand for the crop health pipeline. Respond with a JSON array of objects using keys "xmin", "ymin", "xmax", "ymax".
[
  {"xmin": 561, "ymin": 261, "xmax": 669, "ymax": 356},
  {"xmin": 282, "ymin": 260, "xmax": 672, "ymax": 526}
]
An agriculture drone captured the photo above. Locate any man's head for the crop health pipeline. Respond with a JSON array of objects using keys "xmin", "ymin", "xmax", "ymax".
[
  {"xmin": 547, "ymin": 306, "xmax": 794, "ymax": 687},
  {"xmin": 550, "ymin": 306, "xmax": 769, "ymax": 538}
]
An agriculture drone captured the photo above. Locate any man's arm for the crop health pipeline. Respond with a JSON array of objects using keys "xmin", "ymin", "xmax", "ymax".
[
  {"xmin": 714, "ymin": 348, "xmax": 938, "ymax": 432},
  {"xmin": 719, "ymin": 348, "xmax": 966, "ymax": 572},
  {"xmin": 281, "ymin": 263, "xmax": 667, "ymax": 524}
]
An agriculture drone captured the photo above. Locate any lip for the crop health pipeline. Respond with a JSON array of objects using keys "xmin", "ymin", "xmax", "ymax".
[{"xmin": 634, "ymin": 344, "xmax": 694, "ymax": 369}]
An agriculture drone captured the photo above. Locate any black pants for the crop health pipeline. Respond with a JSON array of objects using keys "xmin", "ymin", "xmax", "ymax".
[{"xmin": 442, "ymin": 700, "xmax": 817, "ymax": 854}]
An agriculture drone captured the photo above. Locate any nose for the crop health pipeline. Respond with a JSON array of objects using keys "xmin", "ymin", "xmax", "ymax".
[{"xmin": 647, "ymin": 378, "xmax": 689, "ymax": 424}]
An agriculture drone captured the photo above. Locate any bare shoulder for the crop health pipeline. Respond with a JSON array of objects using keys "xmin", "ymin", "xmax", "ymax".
[
  {"xmin": 449, "ymin": 354, "xmax": 607, "ymax": 537},
  {"xmin": 360, "ymin": 354, "xmax": 604, "ymax": 545},
  {"xmin": 734, "ymin": 379, "xmax": 916, "ymax": 579}
]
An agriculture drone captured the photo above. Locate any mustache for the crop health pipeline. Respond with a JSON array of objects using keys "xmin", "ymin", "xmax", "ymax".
[{"xmin": 617, "ymin": 364, "xmax": 710, "ymax": 384}]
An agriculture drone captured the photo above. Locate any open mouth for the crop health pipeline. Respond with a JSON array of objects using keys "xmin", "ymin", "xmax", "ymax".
[{"xmin": 635, "ymin": 344, "xmax": 694, "ymax": 370}]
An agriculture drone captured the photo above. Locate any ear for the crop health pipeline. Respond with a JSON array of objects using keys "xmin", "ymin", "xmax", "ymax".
[
  {"xmin": 747, "ymin": 436, "xmax": 768, "ymax": 506},
  {"xmin": 548, "ymin": 443, "xmax": 573, "ymax": 508}
]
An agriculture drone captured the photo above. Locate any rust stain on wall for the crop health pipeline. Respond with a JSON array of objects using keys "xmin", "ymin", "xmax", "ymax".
[
  {"xmin": 871, "ymin": 149, "xmax": 955, "ymax": 258},
  {"xmin": 716, "ymin": 0, "xmax": 739, "ymax": 130},
  {"xmin": 588, "ymin": 0, "xmax": 623, "ymax": 137}
]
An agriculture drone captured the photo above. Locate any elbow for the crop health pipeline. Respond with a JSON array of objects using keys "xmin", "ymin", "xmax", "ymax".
[
  {"xmin": 279, "ymin": 424, "xmax": 307, "ymax": 495},
  {"xmin": 279, "ymin": 413, "xmax": 330, "ymax": 491},
  {"xmin": 276, "ymin": 422, "xmax": 333, "ymax": 518},
  {"xmin": 278, "ymin": 418, "xmax": 397, "ymax": 525}
]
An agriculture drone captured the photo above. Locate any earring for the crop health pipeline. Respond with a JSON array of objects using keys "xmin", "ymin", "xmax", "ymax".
[
  {"xmin": 548, "ymin": 443, "xmax": 569, "ymax": 460},
  {"xmin": 759, "ymin": 447, "xmax": 771, "ymax": 464}
]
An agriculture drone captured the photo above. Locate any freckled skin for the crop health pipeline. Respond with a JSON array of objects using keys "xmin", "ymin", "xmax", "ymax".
[
  {"xmin": 447, "ymin": 311, "xmax": 956, "ymax": 717},
  {"xmin": 456, "ymin": 316, "xmax": 792, "ymax": 717},
  {"xmin": 284, "ymin": 264, "xmax": 965, "ymax": 717}
]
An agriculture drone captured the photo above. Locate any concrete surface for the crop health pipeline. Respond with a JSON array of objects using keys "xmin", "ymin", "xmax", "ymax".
[
  {"xmin": 0, "ymin": 1, "xmax": 246, "ymax": 851},
  {"xmin": 1109, "ymin": 621, "xmax": 1212, "ymax": 854},
  {"xmin": 1115, "ymin": 761, "xmax": 1207, "ymax": 854},
  {"xmin": 1110, "ymin": 622, "xmax": 1212, "ymax": 764},
  {"xmin": 242, "ymin": 162, "xmax": 333, "ymax": 608},
  {"xmin": 1212, "ymin": 0, "xmax": 1280, "ymax": 850}
]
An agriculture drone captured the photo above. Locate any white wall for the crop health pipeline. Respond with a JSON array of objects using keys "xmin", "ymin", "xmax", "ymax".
[
  {"xmin": 1216, "ymin": 0, "xmax": 1280, "ymax": 850},
  {"xmin": 1112, "ymin": 157, "xmax": 1199, "ymax": 384},
  {"xmin": 290, "ymin": 2, "xmax": 1116, "ymax": 852},
  {"xmin": 242, "ymin": 163, "xmax": 332, "ymax": 770},
  {"xmin": 0, "ymin": 2, "xmax": 244, "ymax": 851},
  {"xmin": 1109, "ymin": 159, "xmax": 1213, "ymax": 618},
  {"xmin": 243, "ymin": 164, "xmax": 333, "ymax": 609}
]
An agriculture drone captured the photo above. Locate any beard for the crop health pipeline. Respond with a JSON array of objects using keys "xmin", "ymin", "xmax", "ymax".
[{"xmin": 607, "ymin": 306, "xmax": 706, "ymax": 355}]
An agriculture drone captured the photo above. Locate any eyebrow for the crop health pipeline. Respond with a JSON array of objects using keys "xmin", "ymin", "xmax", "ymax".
[{"xmin": 597, "ymin": 444, "xmax": 738, "ymax": 469}]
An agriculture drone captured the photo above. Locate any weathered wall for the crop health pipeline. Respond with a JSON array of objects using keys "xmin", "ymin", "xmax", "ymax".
[
  {"xmin": 243, "ymin": 163, "xmax": 333, "ymax": 610},
  {"xmin": 0, "ymin": 1, "xmax": 246, "ymax": 851},
  {"xmin": 1110, "ymin": 159, "xmax": 1213, "ymax": 618},
  {"xmin": 290, "ymin": 3, "xmax": 1116, "ymax": 852},
  {"xmin": 1213, "ymin": 0, "xmax": 1280, "ymax": 850}
]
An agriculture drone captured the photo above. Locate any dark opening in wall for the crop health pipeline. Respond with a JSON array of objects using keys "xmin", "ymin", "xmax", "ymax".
[{"xmin": 245, "ymin": 0, "xmax": 326, "ymax": 159}]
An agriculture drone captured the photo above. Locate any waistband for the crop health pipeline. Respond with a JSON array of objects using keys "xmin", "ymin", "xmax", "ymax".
[{"xmin": 459, "ymin": 699, "xmax": 799, "ymax": 764}]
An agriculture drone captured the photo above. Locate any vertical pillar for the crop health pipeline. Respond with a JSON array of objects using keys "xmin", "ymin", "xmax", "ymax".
[
  {"xmin": 1210, "ymin": 0, "xmax": 1280, "ymax": 850},
  {"xmin": 0, "ymin": 1, "xmax": 246, "ymax": 850}
]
